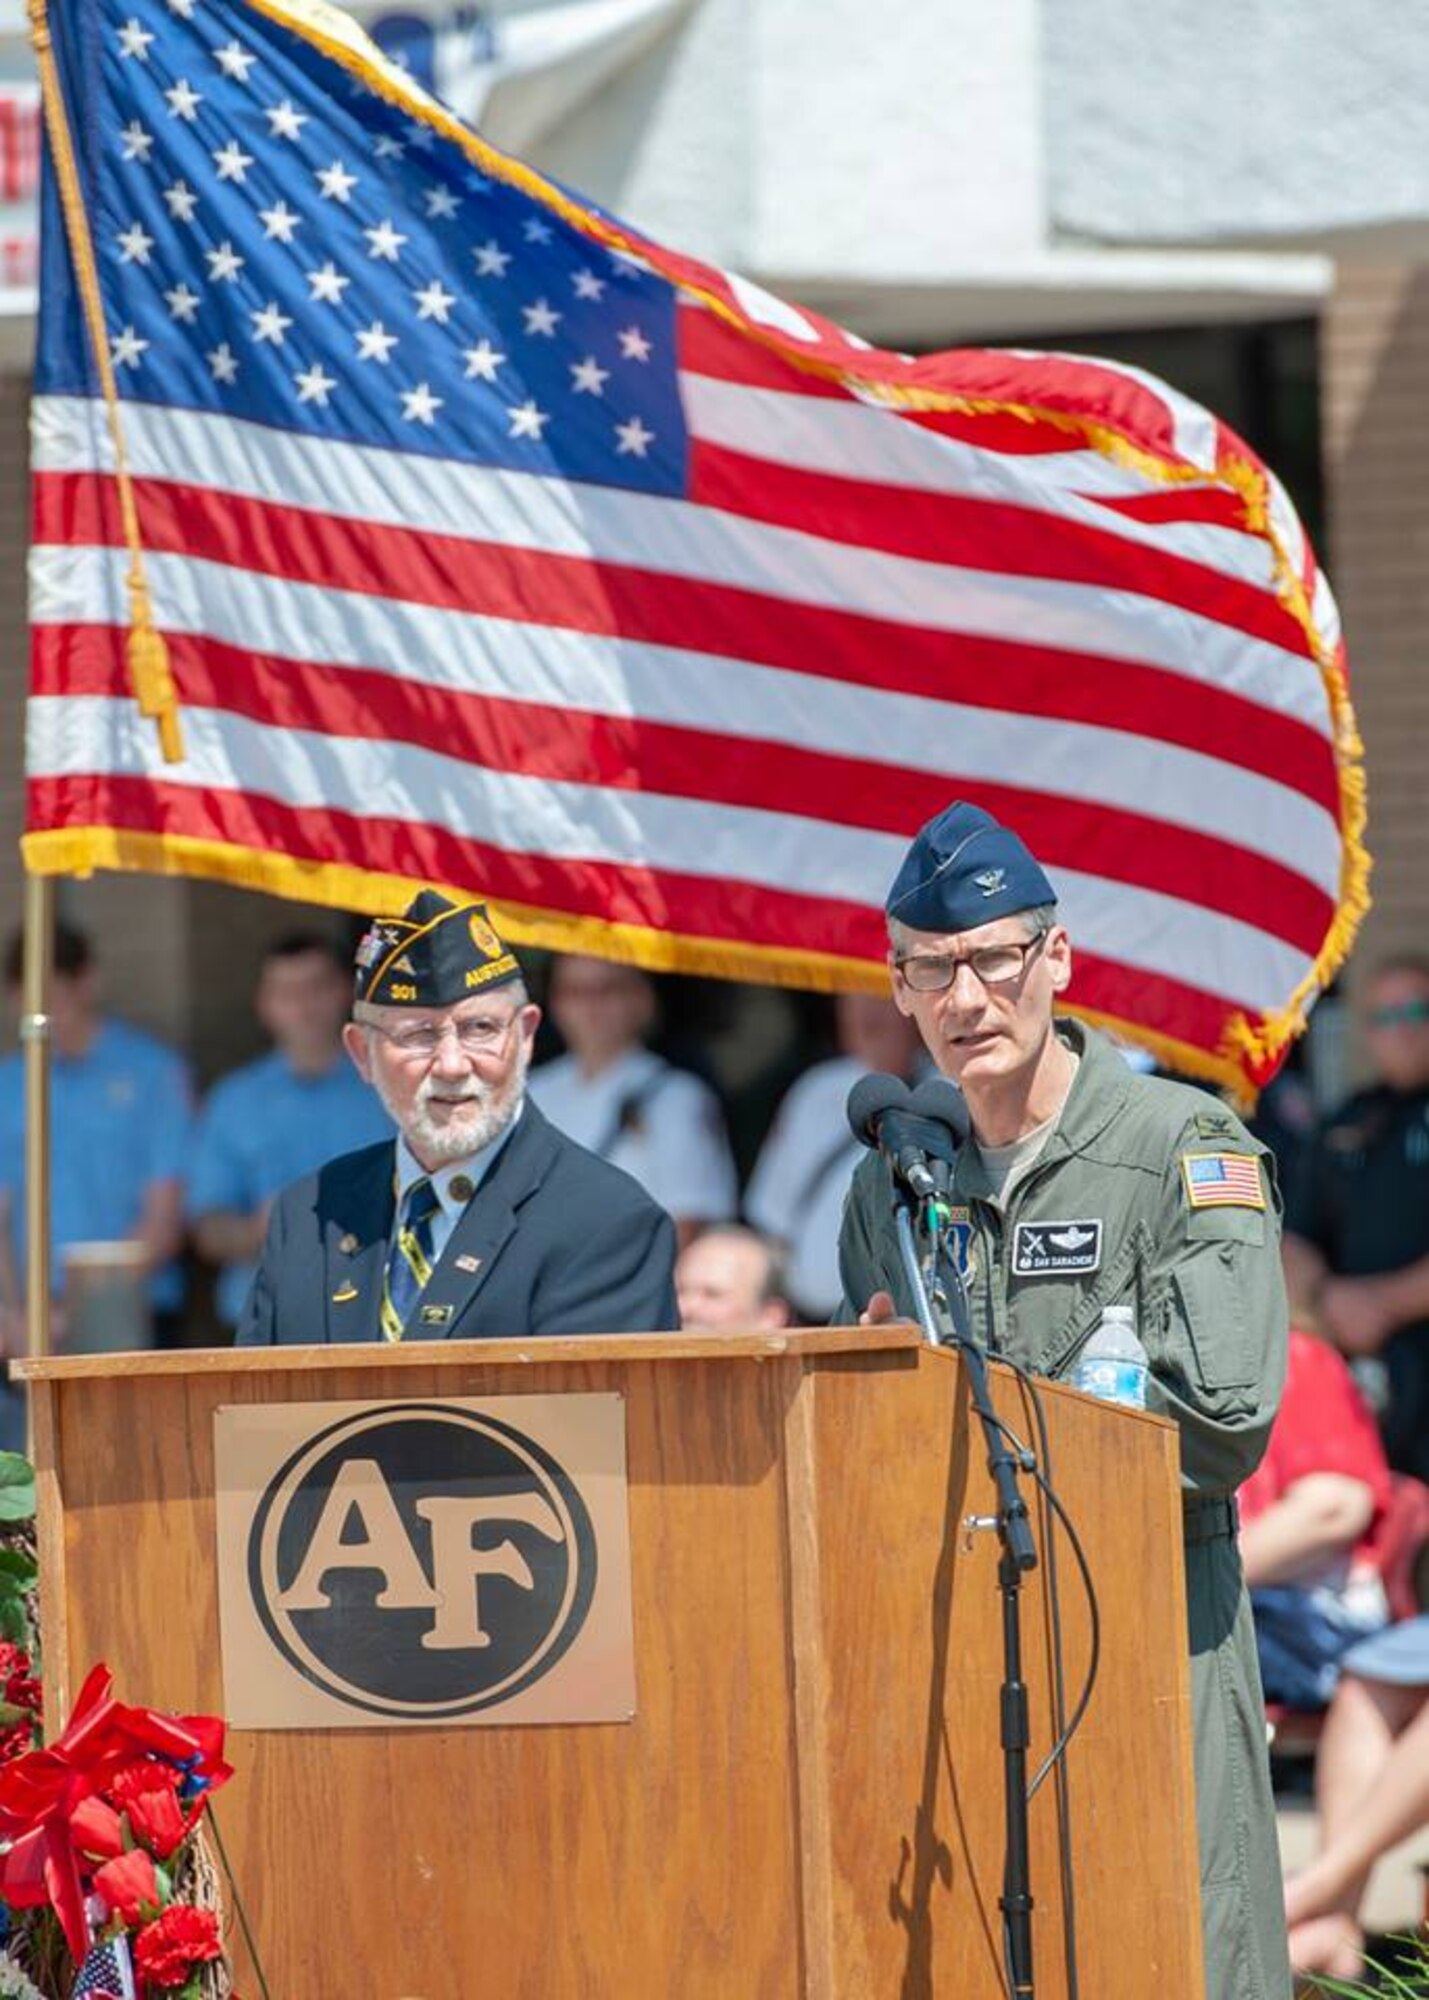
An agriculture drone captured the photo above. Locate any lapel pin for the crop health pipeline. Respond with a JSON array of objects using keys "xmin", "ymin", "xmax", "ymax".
[
  {"xmin": 454, "ymin": 1253, "xmax": 482, "ymax": 1274},
  {"xmin": 449, "ymin": 1175, "xmax": 475, "ymax": 1204},
  {"xmin": 331, "ymin": 1282, "xmax": 359, "ymax": 1303},
  {"xmin": 338, "ymin": 1233, "xmax": 359, "ymax": 1255},
  {"xmin": 419, "ymin": 1302, "xmax": 455, "ymax": 1326}
]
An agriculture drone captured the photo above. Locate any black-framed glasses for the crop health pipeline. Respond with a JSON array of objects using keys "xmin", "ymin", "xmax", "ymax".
[
  {"xmin": 895, "ymin": 929, "xmax": 1049, "ymax": 994},
  {"xmin": 365, "ymin": 1012, "xmax": 519, "ymax": 1060}
]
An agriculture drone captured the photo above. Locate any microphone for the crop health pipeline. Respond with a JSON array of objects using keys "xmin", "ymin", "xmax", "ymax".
[
  {"xmin": 846, "ymin": 1073, "xmax": 963, "ymax": 1206},
  {"xmin": 906, "ymin": 1077, "xmax": 971, "ymax": 1189}
]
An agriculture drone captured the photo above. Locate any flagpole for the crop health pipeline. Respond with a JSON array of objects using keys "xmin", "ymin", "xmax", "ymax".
[{"xmin": 21, "ymin": 871, "xmax": 53, "ymax": 1383}]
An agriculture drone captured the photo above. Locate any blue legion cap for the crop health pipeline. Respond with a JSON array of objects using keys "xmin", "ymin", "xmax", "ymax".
[
  {"xmin": 353, "ymin": 890, "xmax": 523, "ymax": 1006},
  {"xmin": 885, "ymin": 801, "xmax": 1057, "ymax": 934}
]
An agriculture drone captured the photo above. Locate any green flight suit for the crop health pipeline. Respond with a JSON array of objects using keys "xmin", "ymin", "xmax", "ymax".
[{"xmin": 837, "ymin": 1019, "xmax": 1291, "ymax": 2000}]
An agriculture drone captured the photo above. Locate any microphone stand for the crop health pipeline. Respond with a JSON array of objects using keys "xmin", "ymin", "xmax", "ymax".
[{"xmin": 893, "ymin": 1183, "xmax": 1038, "ymax": 2000}]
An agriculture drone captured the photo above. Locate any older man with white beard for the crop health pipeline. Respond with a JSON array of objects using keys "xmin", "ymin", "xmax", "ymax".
[{"xmin": 238, "ymin": 890, "xmax": 678, "ymax": 1346}]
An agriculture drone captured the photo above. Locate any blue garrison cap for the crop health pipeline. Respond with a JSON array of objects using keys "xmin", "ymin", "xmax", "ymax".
[{"xmin": 885, "ymin": 802, "xmax": 1057, "ymax": 934}]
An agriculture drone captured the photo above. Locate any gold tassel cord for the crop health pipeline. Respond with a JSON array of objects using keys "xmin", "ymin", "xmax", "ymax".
[{"xmin": 26, "ymin": 0, "xmax": 185, "ymax": 763}]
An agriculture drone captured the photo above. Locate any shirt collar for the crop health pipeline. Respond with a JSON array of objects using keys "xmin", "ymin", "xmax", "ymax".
[{"xmin": 393, "ymin": 1099, "xmax": 523, "ymax": 1216}]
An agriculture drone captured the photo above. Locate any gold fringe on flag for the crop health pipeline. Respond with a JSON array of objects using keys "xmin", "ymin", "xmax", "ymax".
[{"xmin": 26, "ymin": 0, "xmax": 185, "ymax": 763}]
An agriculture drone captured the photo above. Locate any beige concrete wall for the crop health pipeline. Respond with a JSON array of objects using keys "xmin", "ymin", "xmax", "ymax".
[{"xmin": 1322, "ymin": 266, "xmax": 1429, "ymax": 984}]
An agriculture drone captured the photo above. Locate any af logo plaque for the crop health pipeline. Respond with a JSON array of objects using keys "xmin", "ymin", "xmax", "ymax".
[{"xmin": 215, "ymin": 1396, "xmax": 636, "ymax": 1729}]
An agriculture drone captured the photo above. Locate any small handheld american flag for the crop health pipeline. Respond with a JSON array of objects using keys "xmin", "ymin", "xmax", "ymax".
[{"xmin": 71, "ymin": 1931, "xmax": 135, "ymax": 2000}]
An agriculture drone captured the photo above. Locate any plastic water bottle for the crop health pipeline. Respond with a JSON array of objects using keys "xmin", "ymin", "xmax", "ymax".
[{"xmin": 1070, "ymin": 1304, "xmax": 1148, "ymax": 1409}]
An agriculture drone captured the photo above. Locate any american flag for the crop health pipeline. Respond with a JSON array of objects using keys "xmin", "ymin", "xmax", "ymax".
[
  {"xmin": 71, "ymin": 1930, "xmax": 135, "ymax": 1999},
  {"xmin": 26, "ymin": 0, "xmax": 1366, "ymax": 1096},
  {"xmin": 1182, "ymin": 1151, "xmax": 1267, "ymax": 1211}
]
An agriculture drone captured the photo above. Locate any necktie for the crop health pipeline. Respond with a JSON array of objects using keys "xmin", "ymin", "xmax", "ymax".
[{"xmin": 381, "ymin": 1177, "xmax": 441, "ymax": 1342}]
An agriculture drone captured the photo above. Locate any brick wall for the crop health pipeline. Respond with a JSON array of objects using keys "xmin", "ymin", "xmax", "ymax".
[{"xmin": 1321, "ymin": 265, "xmax": 1429, "ymax": 984}]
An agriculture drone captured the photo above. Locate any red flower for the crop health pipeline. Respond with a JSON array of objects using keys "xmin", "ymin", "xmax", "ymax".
[
  {"xmin": 69, "ymin": 1794, "xmax": 125, "ymax": 1861},
  {"xmin": 109, "ymin": 1762, "xmax": 187, "ymax": 1860},
  {"xmin": 92, "ymin": 1846, "xmax": 160, "ymax": 1925},
  {"xmin": 0, "ymin": 1642, "xmax": 42, "ymax": 1717},
  {"xmin": 0, "ymin": 1642, "xmax": 42, "ymax": 1762},
  {"xmin": 133, "ymin": 1904, "xmax": 222, "ymax": 1988}
]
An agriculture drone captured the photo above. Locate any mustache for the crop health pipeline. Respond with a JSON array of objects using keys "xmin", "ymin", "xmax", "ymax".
[{"xmin": 416, "ymin": 1079, "xmax": 490, "ymax": 1106}]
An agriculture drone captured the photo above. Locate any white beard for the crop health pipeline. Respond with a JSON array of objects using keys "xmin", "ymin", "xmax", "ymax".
[{"xmin": 377, "ymin": 1040, "xmax": 529, "ymax": 1167}]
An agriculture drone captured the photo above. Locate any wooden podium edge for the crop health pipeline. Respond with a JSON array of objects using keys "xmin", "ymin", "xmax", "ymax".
[{"xmin": 10, "ymin": 1323, "xmax": 925, "ymax": 1381}]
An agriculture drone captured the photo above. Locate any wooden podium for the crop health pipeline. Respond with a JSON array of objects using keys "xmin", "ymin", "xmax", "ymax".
[{"xmin": 16, "ymin": 1329, "xmax": 1204, "ymax": 1998}]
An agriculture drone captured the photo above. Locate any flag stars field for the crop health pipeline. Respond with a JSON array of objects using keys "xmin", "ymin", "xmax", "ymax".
[
  {"xmin": 162, "ymin": 178, "xmax": 198, "ymax": 222},
  {"xmin": 116, "ymin": 221, "xmax": 154, "ymax": 264},
  {"xmin": 259, "ymin": 201, "xmax": 301, "ymax": 243},
  {"xmin": 522, "ymin": 298, "xmax": 560, "ymax": 337},
  {"xmin": 508, "ymin": 400, "xmax": 549, "ymax": 440},
  {"xmin": 214, "ymin": 39, "xmax": 258, "ymax": 82},
  {"xmin": 356, "ymin": 321, "xmax": 399, "ymax": 364},
  {"xmin": 316, "ymin": 160, "xmax": 358, "ymax": 203},
  {"xmin": 571, "ymin": 356, "xmax": 608, "ymax": 396},
  {"xmin": 80, "ymin": 0, "xmax": 693, "ymax": 488},
  {"xmin": 400, "ymin": 382, "xmax": 442, "ymax": 424},
  {"xmin": 109, "ymin": 323, "xmax": 148, "ymax": 366},
  {"xmin": 212, "ymin": 139, "xmax": 254, "ymax": 183},
  {"xmin": 307, "ymin": 262, "xmax": 350, "ymax": 305},
  {"xmin": 463, "ymin": 339, "xmax": 502, "ymax": 380},
  {"xmin": 116, "ymin": 17, "xmax": 153, "ymax": 59},
  {"xmin": 364, "ymin": 219, "xmax": 407, "ymax": 261},
  {"xmin": 266, "ymin": 99, "xmax": 307, "ymax": 141},
  {"xmin": 164, "ymin": 79, "xmax": 201, "ymax": 120},
  {"xmin": 250, "ymin": 301, "xmax": 293, "ymax": 345}
]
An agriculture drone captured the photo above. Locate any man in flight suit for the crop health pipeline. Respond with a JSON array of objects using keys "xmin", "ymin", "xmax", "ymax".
[
  {"xmin": 838, "ymin": 801, "xmax": 1290, "ymax": 2000},
  {"xmin": 240, "ymin": 891, "xmax": 678, "ymax": 1346}
]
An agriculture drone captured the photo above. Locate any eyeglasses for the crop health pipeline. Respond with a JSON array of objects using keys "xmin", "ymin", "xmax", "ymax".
[
  {"xmin": 366, "ymin": 1012, "xmax": 519, "ymax": 1060},
  {"xmin": 895, "ymin": 930, "xmax": 1048, "ymax": 994},
  {"xmin": 1368, "ymin": 1000, "xmax": 1429, "ymax": 1030}
]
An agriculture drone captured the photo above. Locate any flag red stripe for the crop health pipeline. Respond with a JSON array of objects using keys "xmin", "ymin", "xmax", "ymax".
[
  {"xmin": 31, "ymin": 471, "xmax": 1343, "ymax": 810},
  {"xmin": 679, "ymin": 309, "xmax": 1184, "ymax": 461},
  {"xmin": 1091, "ymin": 487, "xmax": 1254, "ymax": 531},
  {"xmin": 688, "ymin": 438, "xmax": 1306, "ymax": 652},
  {"xmin": 25, "ymin": 768, "xmax": 1257, "ymax": 1049},
  {"xmin": 29, "ymin": 624, "xmax": 1338, "ymax": 954}
]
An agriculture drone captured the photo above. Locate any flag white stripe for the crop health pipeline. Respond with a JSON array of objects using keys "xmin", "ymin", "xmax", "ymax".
[
  {"xmin": 29, "ymin": 543, "xmax": 1345, "ymax": 897},
  {"xmin": 26, "ymin": 693, "xmax": 1314, "ymax": 1013},
  {"xmin": 31, "ymin": 394, "xmax": 1335, "ymax": 735},
  {"xmin": 684, "ymin": 373, "xmax": 1279, "ymax": 592}
]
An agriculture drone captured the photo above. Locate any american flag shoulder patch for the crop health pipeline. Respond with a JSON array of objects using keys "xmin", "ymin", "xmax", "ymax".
[{"xmin": 1180, "ymin": 1150, "xmax": 1266, "ymax": 1211}]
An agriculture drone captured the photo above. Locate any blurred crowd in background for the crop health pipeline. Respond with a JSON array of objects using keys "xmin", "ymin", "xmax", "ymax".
[{"xmin": 2, "ymin": 915, "xmax": 1429, "ymax": 1982}]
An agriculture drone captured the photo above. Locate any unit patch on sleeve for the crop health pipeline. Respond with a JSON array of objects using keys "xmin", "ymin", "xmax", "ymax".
[
  {"xmin": 1011, "ymin": 1219, "xmax": 1103, "ymax": 1277},
  {"xmin": 1181, "ymin": 1151, "xmax": 1266, "ymax": 1211}
]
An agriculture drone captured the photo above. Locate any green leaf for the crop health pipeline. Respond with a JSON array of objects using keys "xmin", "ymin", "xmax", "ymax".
[
  {"xmin": 0, "ymin": 1456, "xmax": 35, "ymax": 1523},
  {"xmin": 0, "ymin": 1549, "xmax": 38, "ymax": 1587},
  {"xmin": 0, "ymin": 1599, "xmax": 30, "ymax": 1646}
]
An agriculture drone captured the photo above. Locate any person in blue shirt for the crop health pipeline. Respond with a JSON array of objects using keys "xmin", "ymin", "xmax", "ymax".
[
  {"xmin": 0, "ymin": 923, "xmax": 193, "ymax": 1442},
  {"xmin": 187, "ymin": 932, "xmax": 393, "ymax": 1331}
]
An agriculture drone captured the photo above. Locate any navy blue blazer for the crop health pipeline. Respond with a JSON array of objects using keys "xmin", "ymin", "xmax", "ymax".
[{"xmin": 237, "ymin": 1098, "xmax": 679, "ymax": 1345}]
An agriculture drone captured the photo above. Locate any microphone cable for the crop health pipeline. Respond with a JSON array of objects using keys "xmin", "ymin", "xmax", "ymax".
[{"xmin": 934, "ymin": 1234, "xmax": 1100, "ymax": 2000}]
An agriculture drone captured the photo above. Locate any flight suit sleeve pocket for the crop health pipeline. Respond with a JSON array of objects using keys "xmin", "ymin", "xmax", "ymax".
[
  {"xmin": 1184, "ymin": 1205, "xmax": 1266, "ymax": 1246},
  {"xmin": 1170, "ymin": 1252, "xmax": 1260, "ymax": 1405}
]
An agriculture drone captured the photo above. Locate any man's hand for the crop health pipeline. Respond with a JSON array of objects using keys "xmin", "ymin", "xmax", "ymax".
[
  {"xmin": 860, "ymin": 1290, "xmax": 899, "ymax": 1326},
  {"xmin": 1318, "ymin": 1275, "xmax": 1397, "ymax": 1357}
]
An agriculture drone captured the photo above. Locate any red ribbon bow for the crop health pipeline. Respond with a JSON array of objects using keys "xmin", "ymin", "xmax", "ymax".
[{"xmin": 0, "ymin": 1664, "xmax": 231, "ymax": 1960}]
